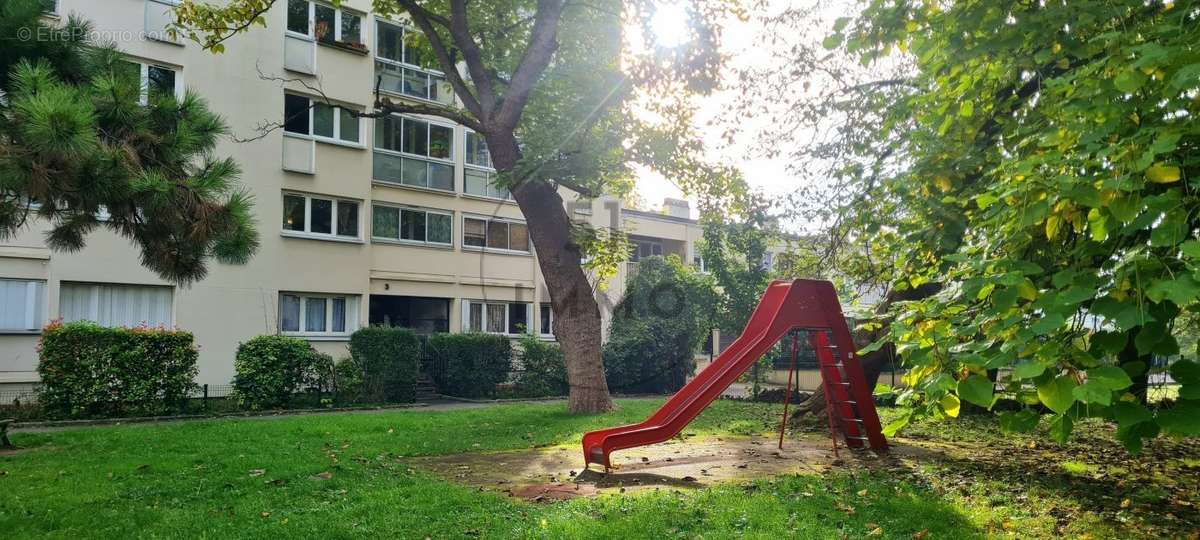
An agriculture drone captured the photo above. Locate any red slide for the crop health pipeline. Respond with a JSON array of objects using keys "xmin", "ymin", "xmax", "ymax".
[{"xmin": 581, "ymin": 279, "xmax": 887, "ymax": 469}]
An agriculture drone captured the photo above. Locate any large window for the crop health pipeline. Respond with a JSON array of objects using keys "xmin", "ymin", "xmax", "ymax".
[
  {"xmin": 280, "ymin": 293, "xmax": 359, "ymax": 336},
  {"xmin": 283, "ymin": 94, "xmax": 361, "ymax": 144},
  {"xmin": 282, "ymin": 193, "xmax": 360, "ymax": 240},
  {"xmin": 373, "ymin": 115, "xmax": 454, "ymax": 191},
  {"xmin": 463, "ymin": 131, "xmax": 511, "ymax": 200},
  {"xmin": 464, "ymin": 300, "xmax": 529, "ymax": 335},
  {"xmin": 371, "ymin": 205, "xmax": 452, "ymax": 246},
  {"xmin": 0, "ymin": 279, "xmax": 45, "ymax": 332},
  {"xmin": 287, "ymin": 0, "xmax": 362, "ymax": 46},
  {"xmin": 375, "ymin": 21, "xmax": 452, "ymax": 105},
  {"xmin": 369, "ymin": 295, "xmax": 449, "ymax": 334},
  {"xmin": 630, "ymin": 239, "xmax": 664, "ymax": 262},
  {"xmin": 462, "ymin": 217, "xmax": 530, "ymax": 253},
  {"xmin": 116, "ymin": 60, "xmax": 180, "ymax": 105},
  {"xmin": 59, "ymin": 282, "xmax": 173, "ymax": 328}
]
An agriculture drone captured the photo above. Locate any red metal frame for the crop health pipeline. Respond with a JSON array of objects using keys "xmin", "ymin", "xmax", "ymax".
[{"xmin": 581, "ymin": 279, "xmax": 887, "ymax": 469}]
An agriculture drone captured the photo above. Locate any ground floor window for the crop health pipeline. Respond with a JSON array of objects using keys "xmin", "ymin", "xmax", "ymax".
[
  {"xmin": 369, "ymin": 295, "xmax": 449, "ymax": 334},
  {"xmin": 0, "ymin": 279, "xmax": 46, "ymax": 332},
  {"xmin": 462, "ymin": 300, "xmax": 529, "ymax": 335},
  {"xmin": 539, "ymin": 303, "xmax": 553, "ymax": 337},
  {"xmin": 279, "ymin": 292, "xmax": 359, "ymax": 336},
  {"xmin": 59, "ymin": 282, "xmax": 173, "ymax": 328}
]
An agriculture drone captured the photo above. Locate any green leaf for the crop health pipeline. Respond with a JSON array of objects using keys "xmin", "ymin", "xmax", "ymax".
[
  {"xmin": 1114, "ymin": 69, "xmax": 1146, "ymax": 93},
  {"xmin": 1180, "ymin": 240, "xmax": 1200, "ymax": 260},
  {"xmin": 1107, "ymin": 195, "xmax": 1141, "ymax": 223},
  {"xmin": 1170, "ymin": 359, "xmax": 1200, "ymax": 385},
  {"xmin": 1087, "ymin": 366, "xmax": 1133, "ymax": 390},
  {"xmin": 1072, "ymin": 381, "xmax": 1112, "ymax": 406},
  {"xmin": 1089, "ymin": 331, "xmax": 1128, "ymax": 355},
  {"xmin": 1111, "ymin": 401, "xmax": 1153, "ymax": 427},
  {"xmin": 958, "ymin": 100, "xmax": 974, "ymax": 117},
  {"xmin": 1144, "ymin": 163, "xmax": 1181, "ymax": 183},
  {"xmin": 1150, "ymin": 209, "xmax": 1188, "ymax": 247},
  {"xmin": 1048, "ymin": 414, "xmax": 1073, "ymax": 444},
  {"xmin": 998, "ymin": 409, "xmax": 1040, "ymax": 433},
  {"xmin": 1146, "ymin": 274, "xmax": 1200, "ymax": 305},
  {"xmin": 1134, "ymin": 321, "xmax": 1167, "ymax": 355},
  {"xmin": 1037, "ymin": 375, "xmax": 1077, "ymax": 414},
  {"xmin": 1158, "ymin": 401, "xmax": 1200, "ymax": 436},
  {"xmin": 1120, "ymin": 361, "xmax": 1146, "ymax": 378},
  {"xmin": 1012, "ymin": 360, "xmax": 1047, "ymax": 379},
  {"xmin": 939, "ymin": 393, "xmax": 961, "ymax": 418},
  {"xmin": 1030, "ymin": 313, "xmax": 1066, "ymax": 334},
  {"xmin": 1116, "ymin": 418, "xmax": 1159, "ymax": 455},
  {"xmin": 822, "ymin": 33, "xmax": 843, "ymax": 50},
  {"xmin": 958, "ymin": 375, "xmax": 994, "ymax": 408},
  {"xmin": 882, "ymin": 410, "xmax": 912, "ymax": 437}
]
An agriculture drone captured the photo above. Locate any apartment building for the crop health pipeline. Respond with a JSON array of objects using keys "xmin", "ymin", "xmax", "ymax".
[{"xmin": 0, "ymin": 0, "xmax": 715, "ymax": 391}]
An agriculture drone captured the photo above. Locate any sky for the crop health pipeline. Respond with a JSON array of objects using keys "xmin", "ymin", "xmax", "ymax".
[{"xmin": 633, "ymin": 1, "xmax": 838, "ymax": 217}]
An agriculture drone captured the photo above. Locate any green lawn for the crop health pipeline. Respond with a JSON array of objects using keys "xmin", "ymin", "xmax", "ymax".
[{"xmin": 1, "ymin": 399, "xmax": 1195, "ymax": 539}]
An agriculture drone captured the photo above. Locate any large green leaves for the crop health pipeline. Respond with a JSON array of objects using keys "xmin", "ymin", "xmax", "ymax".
[
  {"xmin": 1037, "ymin": 376, "xmax": 1077, "ymax": 415},
  {"xmin": 958, "ymin": 375, "xmax": 994, "ymax": 408}
]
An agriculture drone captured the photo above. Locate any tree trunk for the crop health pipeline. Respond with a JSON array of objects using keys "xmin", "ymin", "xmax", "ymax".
[{"xmin": 489, "ymin": 135, "xmax": 613, "ymax": 413}]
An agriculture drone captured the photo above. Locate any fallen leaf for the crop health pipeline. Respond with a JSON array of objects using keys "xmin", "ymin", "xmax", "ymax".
[
  {"xmin": 309, "ymin": 472, "xmax": 333, "ymax": 481},
  {"xmin": 857, "ymin": 489, "xmax": 869, "ymax": 497},
  {"xmin": 1120, "ymin": 498, "xmax": 1131, "ymax": 508},
  {"xmin": 912, "ymin": 530, "xmax": 930, "ymax": 540},
  {"xmin": 261, "ymin": 512, "xmax": 271, "ymax": 518},
  {"xmin": 867, "ymin": 527, "xmax": 884, "ymax": 537},
  {"xmin": 248, "ymin": 469, "xmax": 266, "ymax": 477}
]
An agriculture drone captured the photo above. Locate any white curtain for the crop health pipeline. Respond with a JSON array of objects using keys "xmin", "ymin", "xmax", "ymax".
[{"xmin": 59, "ymin": 283, "xmax": 173, "ymax": 328}]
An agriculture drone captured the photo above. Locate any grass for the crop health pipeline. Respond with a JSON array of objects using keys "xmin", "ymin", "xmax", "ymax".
[{"xmin": 1, "ymin": 398, "xmax": 1196, "ymax": 539}]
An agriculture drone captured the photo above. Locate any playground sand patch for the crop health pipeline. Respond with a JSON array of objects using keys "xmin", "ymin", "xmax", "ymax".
[{"xmin": 410, "ymin": 432, "xmax": 898, "ymax": 502}]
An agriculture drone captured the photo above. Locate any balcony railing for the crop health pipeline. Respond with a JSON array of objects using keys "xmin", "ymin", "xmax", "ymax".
[{"xmin": 375, "ymin": 60, "xmax": 454, "ymax": 106}]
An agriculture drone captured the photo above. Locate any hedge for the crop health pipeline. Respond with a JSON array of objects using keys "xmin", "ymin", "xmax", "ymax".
[
  {"xmin": 231, "ymin": 335, "xmax": 328, "ymax": 410},
  {"xmin": 425, "ymin": 333, "xmax": 512, "ymax": 398},
  {"xmin": 37, "ymin": 321, "xmax": 199, "ymax": 418},
  {"xmin": 348, "ymin": 326, "xmax": 421, "ymax": 403},
  {"xmin": 514, "ymin": 334, "xmax": 569, "ymax": 397}
]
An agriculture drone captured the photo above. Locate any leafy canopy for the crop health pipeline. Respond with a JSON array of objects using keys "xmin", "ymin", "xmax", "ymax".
[{"xmin": 780, "ymin": 0, "xmax": 1200, "ymax": 451}]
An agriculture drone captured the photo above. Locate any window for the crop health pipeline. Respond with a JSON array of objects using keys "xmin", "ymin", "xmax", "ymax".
[
  {"xmin": 463, "ymin": 131, "xmax": 512, "ymax": 200},
  {"xmin": 41, "ymin": 0, "xmax": 56, "ymax": 14},
  {"xmin": 59, "ymin": 282, "xmax": 173, "ymax": 328},
  {"xmin": 539, "ymin": 303, "xmax": 554, "ymax": 337},
  {"xmin": 282, "ymin": 193, "xmax": 360, "ymax": 239},
  {"xmin": 372, "ymin": 205, "xmax": 452, "ymax": 246},
  {"xmin": 462, "ymin": 217, "xmax": 529, "ymax": 252},
  {"xmin": 279, "ymin": 293, "xmax": 359, "ymax": 336},
  {"xmin": 375, "ymin": 21, "xmax": 452, "ymax": 105},
  {"xmin": 117, "ymin": 60, "xmax": 181, "ymax": 104},
  {"xmin": 283, "ymin": 94, "xmax": 361, "ymax": 144},
  {"xmin": 369, "ymin": 295, "xmax": 449, "ymax": 334},
  {"xmin": 373, "ymin": 115, "xmax": 454, "ymax": 191},
  {"xmin": 463, "ymin": 300, "xmax": 530, "ymax": 335},
  {"xmin": 0, "ymin": 279, "xmax": 45, "ymax": 332},
  {"xmin": 630, "ymin": 239, "xmax": 663, "ymax": 262},
  {"xmin": 287, "ymin": 0, "xmax": 362, "ymax": 45}
]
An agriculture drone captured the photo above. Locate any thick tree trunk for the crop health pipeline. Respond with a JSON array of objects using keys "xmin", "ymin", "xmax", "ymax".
[{"xmin": 490, "ymin": 136, "xmax": 613, "ymax": 413}]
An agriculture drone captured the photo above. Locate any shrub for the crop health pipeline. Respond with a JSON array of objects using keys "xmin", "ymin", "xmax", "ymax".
[
  {"xmin": 232, "ymin": 335, "xmax": 327, "ymax": 410},
  {"xmin": 348, "ymin": 326, "xmax": 420, "ymax": 403},
  {"xmin": 332, "ymin": 356, "xmax": 363, "ymax": 403},
  {"xmin": 604, "ymin": 256, "xmax": 714, "ymax": 394},
  {"xmin": 37, "ymin": 321, "xmax": 199, "ymax": 418},
  {"xmin": 514, "ymin": 334, "xmax": 569, "ymax": 397},
  {"xmin": 425, "ymin": 333, "xmax": 512, "ymax": 398}
]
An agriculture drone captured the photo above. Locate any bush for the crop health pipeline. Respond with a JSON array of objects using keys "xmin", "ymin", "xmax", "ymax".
[
  {"xmin": 37, "ymin": 321, "xmax": 199, "ymax": 418},
  {"xmin": 426, "ymin": 333, "xmax": 512, "ymax": 398},
  {"xmin": 604, "ymin": 256, "xmax": 715, "ymax": 394},
  {"xmin": 232, "ymin": 335, "xmax": 327, "ymax": 410},
  {"xmin": 348, "ymin": 326, "xmax": 420, "ymax": 403},
  {"xmin": 514, "ymin": 334, "xmax": 569, "ymax": 397},
  {"xmin": 332, "ymin": 357, "xmax": 363, "ymax": 403}
]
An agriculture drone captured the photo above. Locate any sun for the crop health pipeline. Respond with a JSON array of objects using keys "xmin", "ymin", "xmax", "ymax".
[{"xmin": 649, "ymin": 1, "xmax": 691, "ymax": 48}]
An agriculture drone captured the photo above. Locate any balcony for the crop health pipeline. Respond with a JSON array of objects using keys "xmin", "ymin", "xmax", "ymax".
[{"xmin": 375, "ymin": 60, "xmax": 453, "ymax": 106}]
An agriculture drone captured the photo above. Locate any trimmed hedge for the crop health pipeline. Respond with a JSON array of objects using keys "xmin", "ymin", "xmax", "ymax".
[
  {"xmin": 426, "ymin": 333, "xmax": 512, "ymax": 398},
  {"xmin": 348, "ymin": 326, "xmax": 421, "ymax": 403},
  {"xmin": 231, "ymin": 335, "xmax": 328, "ymax": 410},
  {"xmin": 514, "ymin": 334, "xmax": 569, "ymax": 397},
  {"xmin": 37, "ymin": 321, "xmax": 199, "ymax": 418}
]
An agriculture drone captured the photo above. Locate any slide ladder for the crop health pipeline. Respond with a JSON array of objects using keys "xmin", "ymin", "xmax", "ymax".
[{"xmin": 582, "ymin": 279, "xmax": 886, "ymax": 469}]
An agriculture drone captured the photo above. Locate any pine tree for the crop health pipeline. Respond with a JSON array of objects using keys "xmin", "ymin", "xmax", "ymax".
[{"xmin": 0, "ymin": 0, "xmax": 257, "ymax": 284}]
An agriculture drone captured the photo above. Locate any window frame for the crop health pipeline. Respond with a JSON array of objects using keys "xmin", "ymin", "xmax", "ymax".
[
  {"xmin": 461, "ymin": 215, "xmax": 531, "ymax": 255},
  {"xmin": 58, "ymin": 282, "xmax": 174, "ymax": 329},
  {"xmin": 370, "ymin": 203, "xmax": 454, "ymax": 248},
  {"xmin": 121, "ymin": 59, "xmax": 183, "ymax": 105},
  {"xmin": 283, "ymin": 93, "xmax": 364, "ymax": 148},
  {"xmin": 372, "ymin": 113, "xmax": 457, "ymax": 192},
  {"xmin": 538, "ymin": 303, "xmax": 554, "ymax": 338},
  {"xmin": 285, "ymin": 0, "xmax": 363, "ymax": 46},
  {"xmin": 463, "ymin": 130, "xmax": 514, "ymax": 201},
  {"xmin": 281, "ymin": 192, "xmax": 362, "ymax": 242},
  {"xmin": 279, "ymin": 292, "xmax": 358, "ymax": 338},
  {"xmin": 373, "ymin": 20, "xmax": 453, "ymax": 105},
  {"xmin": 464, "ymin": 300, "xmax": 530, "ymax": 336},
  {"xmin": 0, "ymin": 279, "xmax": 46, "ymax": 334}
]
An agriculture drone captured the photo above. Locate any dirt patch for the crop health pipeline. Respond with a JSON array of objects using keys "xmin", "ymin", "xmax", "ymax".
[{"xmin": 410, "ymin": 432, "xmax": 903, "ymax": 501}]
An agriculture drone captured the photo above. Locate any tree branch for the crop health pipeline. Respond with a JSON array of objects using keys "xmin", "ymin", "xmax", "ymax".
[
  {"xmin": 395, "ymin": 0, "xmax": 485, "ymax": 120},
  {"xmin": 448, "ymin": 0, "xmax": 499, "ymax": 119},
  {"xmin": 495, "ymin": 0, "xmax": 566, "ymax": 129}
]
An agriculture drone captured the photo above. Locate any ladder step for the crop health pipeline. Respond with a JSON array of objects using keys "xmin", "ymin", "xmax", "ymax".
[
  {"xmin": 819, "ymin": 363, "xmax": 845, "ymax": 369},
  {"xmin": 845, "ymin": 436, "xmax": 870, "ymax": 440},
  {"xmin": 833, "ymin": 400, "xmax": 857, "ymax": 405}
]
